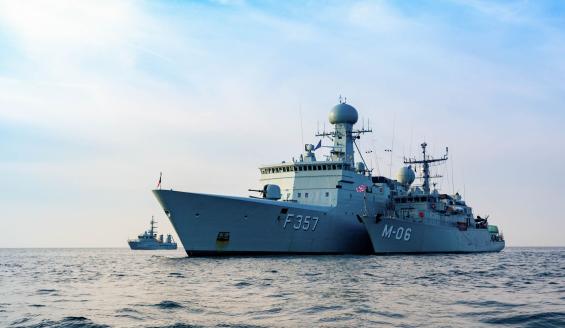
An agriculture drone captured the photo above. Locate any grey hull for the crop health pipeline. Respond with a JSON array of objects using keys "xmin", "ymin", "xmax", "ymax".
[
  {"xmin": 362, "ymin": 217, "xmax": 505, "ymax": 254},
  {"xmin": 153, "ymin": 190, "xmax": 373, "ymax": 255},
  {"xmin": 128, "ymin": 241, "xmax": 177, "ymax": 250}
]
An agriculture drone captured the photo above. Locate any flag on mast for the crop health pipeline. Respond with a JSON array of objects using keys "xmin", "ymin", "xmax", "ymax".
[{"xmin": 157, "ymin": 172, "xmax": 162, "ymax": 189}]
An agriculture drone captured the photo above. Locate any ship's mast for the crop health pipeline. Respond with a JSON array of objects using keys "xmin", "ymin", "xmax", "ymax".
[
  {"xmin": 150, "ymin": 216, "xmax": 157, "ymax": 237},
  {"xmin": 404, "ymin": 142, "xmax": 448, "ymax": 194},
  {"xmin": 315, "ymin": 97, "xmax": 371, "ymax": 167}
]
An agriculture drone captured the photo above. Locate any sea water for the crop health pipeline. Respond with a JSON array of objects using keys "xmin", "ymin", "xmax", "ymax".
[{"xmin": 1, "ymin": 248, "xmax": 563, "ymax": 327}]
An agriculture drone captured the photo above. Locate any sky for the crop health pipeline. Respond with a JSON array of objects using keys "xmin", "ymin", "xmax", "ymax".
[{"xmin": 0, "ymin": 0, "xmax": 564, "ymax": 247}]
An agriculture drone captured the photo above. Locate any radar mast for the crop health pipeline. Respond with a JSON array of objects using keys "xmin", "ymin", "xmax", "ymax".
[
  {"xmin": 315, "ymin": 97, "xmax": 371, "ymax": 166},
  {"xmin": 403, "ymin": 142, "xmax": 448, "ymax": 194},
  {"xmin": 150, "ymin": 216, "xmax": 157, "ymax": 237}
]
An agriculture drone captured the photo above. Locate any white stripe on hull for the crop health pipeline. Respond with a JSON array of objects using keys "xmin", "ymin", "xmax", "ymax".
[
  {"xmin": 362, "ymin": 217, "xmax": 505, "ymax": 253},
  {"xmin": 153, "ymin": 190, "xmax": 373, "ymax": 255}
]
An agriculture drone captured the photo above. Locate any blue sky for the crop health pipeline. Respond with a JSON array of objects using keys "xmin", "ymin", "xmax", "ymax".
[{"xmin": 0, "ymin": 0, "xmax": 564, "ymax": 247}]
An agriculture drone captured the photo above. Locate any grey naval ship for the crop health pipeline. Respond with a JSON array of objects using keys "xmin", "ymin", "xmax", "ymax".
[
  {"xmin": 153, "ymin": 99, "xmax": 504, "ymax": 256},
  {"xmin": 128, "ymin": 217, "xmax": 177, "ymax": 250},
  {"xmin": 154, "ymin": 100, "xmax": 383, "ymax": 256},
  {"xmin": 362, "ymin": 143, "xmax": 505, "ymax": 253}
]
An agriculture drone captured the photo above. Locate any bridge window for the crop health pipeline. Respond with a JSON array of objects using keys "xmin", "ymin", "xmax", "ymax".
[
  {"xmin": 337, "ymin": 164, "xmax": 342, "ymax": 169},
  {"xmin": 325, "ymin": 192, "xmax": 329, "ymax": 197},
  {"xmin": 317, "ymin": 165, "xmax": 322, "ymax": 170},
  {"xmin": 305, "ymin": 193, "xmax": 309, "ymax": 198},
  {"xmin": 297, "ymin": 192, "xmax": 301, "ymax": 198}
]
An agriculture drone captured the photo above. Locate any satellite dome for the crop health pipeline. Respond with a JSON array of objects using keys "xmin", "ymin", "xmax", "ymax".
[
  {"xmin": 397, "ymin": 166, "xmax": 416, "ymax": 186},
  {"xmin": 329, "ymin": 103, "xmax": 358, "ymax": 124}
]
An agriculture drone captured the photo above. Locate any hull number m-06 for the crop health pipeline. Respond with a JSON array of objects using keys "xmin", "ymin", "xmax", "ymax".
[
  {"xmin": 283, "ymin": 214, "xmax": 319, "ymax": 231},
  {"xmin": 382, "ymin": 224, "xmax": 412, "ymax": 241}
]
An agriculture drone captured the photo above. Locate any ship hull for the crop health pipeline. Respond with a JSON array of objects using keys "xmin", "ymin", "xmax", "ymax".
[
  {"xmin": 128, "ymin": 241, "xmax": 177, "ymax": 250},
  {"xmin": 362, "ymin": 217, "xmax": 505, "ymax": 254},
  {"xmin": 153, "ymin": 190, "xmax": 373, "ymax": 256}
]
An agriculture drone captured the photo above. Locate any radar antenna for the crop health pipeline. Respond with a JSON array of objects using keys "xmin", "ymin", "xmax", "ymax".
[{"xmin": 403, "ymin": 143, "xmax": 448, "ymax": 194}]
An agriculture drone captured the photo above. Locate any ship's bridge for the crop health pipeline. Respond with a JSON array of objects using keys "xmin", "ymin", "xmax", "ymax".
[
  {"xmin": 258, "ymin": 159, "xmax": 375, "ymax": 207},
  {"xmin": 254, "ymin": 99, "xmax": 387, "ymax": 208},
  {"xmin": 259, "ymin": 161, "xmax": 352, "ymax": 175}
]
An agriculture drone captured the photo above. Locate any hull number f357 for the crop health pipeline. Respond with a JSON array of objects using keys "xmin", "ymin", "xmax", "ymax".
[
  {"xmin": 382, "ymin": 224, "xmax": 412, "ymax": 241},
  {"xmin": 283, "ymin": 214, "xmax": 319, "ymax": 231}
]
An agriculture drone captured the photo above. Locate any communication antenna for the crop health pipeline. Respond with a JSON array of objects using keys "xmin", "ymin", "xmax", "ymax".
[
  {"xmin": 371, "ymin": 138, "xmax": 381, "ymax": 176},
  {"xmin": 462, "ymin": 164, "xmax": 466, "ymax": 199},
  {"xmin": 409, "ymin": 122, "xmax": 414, "ymax": 156},
  {"xmin": 299, "ymin": 104, "xmax": 304, "ymax": 148},
  {"xmin": 450, "ymin": 151, "xmax": 455, "ymax": 194},
  {"xmin": 389, "ymin": 113, "xmax": 396, "ymax": 178}
]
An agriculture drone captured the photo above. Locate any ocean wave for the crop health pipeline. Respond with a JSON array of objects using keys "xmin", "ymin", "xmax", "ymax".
[
  {"xmin": 304, "ymin": 304, "xmax": 343, "ymax": 313},
  {"xmin": 35, "ymin": 289, "xmax": 58, "ymax": 295},
  {"xmin": 481, "ymin": 311, "xmax": 565, "ymax": 327},
  {"xmin": 154, "ymin": 300, "xmax": 183, "ymax": 309},
  {"xmin": 12, "ymin": 316, "xmax": 109, "ymax": 328},
  {"xmin": 234, "ymin": 281, "xmax": 252, "ymax": 287},
  {"xmin": 216, "ymin": 324, "xmax": 267, "ymax": 328},
  {"xmin": 456, "ymin": 300, "xmax": 526, "ymax": 308},
  {"xmin": 147, "ymin": 324, "xmax": 205, "ymax": 328}
]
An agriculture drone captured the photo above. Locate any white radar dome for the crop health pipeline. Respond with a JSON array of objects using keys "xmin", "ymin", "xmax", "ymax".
[
  {"xmin": 396, "ymin": 166, "xmax": 416, "ymax": 186},
  {"xmin": 329, "ymin": 103, "xmax": 358, "ymax": 124}
]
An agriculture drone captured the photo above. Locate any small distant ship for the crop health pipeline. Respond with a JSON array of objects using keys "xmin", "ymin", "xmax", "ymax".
[{"xmin": 128, "ymin": 217, "xmax": 177, "ymax": 250}]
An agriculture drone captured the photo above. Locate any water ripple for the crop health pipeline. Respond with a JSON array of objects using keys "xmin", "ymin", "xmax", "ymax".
[
  {"xmin": 153, "ymin": 300, "xmax": 183, "ymax": 310},
  {"xmin": 481, "ymin": 311, "xmax": 565, "ymax": 327},
  {"xmin": 1, "ymin": 248, "xmax": 563, "ymax": 327}
]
